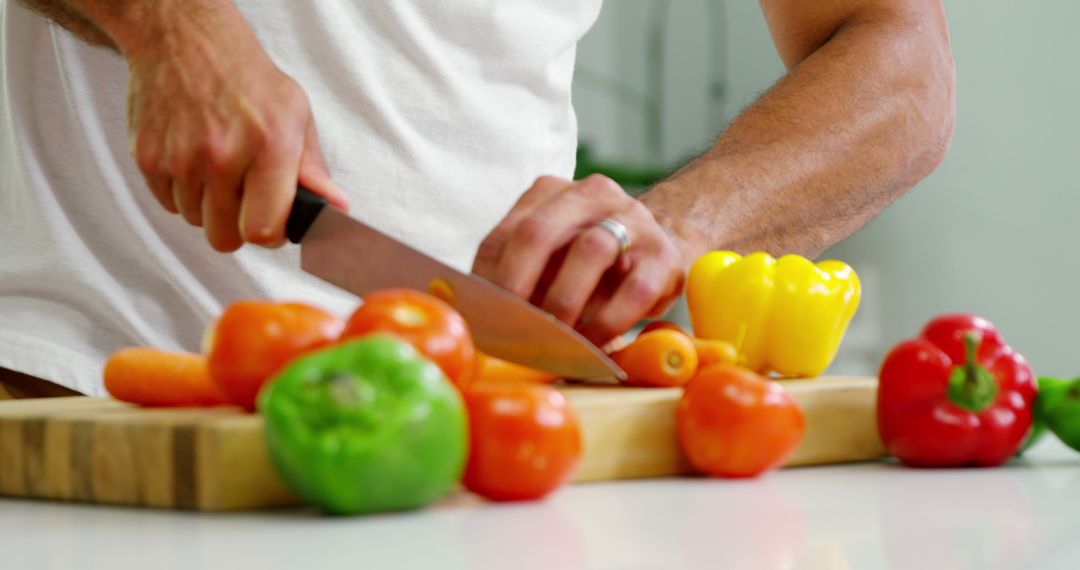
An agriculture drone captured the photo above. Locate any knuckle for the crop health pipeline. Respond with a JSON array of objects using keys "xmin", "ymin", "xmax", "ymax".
[
  {"xmin": 664, "ymin": 243, "xmax": 685, "ymax": 266},
  {"xmin": 544, "ymin": 296, "xmax": 577, "ymax": 321},
  {"xmin": 641, "ymin": 231, "xmax": 674, "ymax": 258},
  {"xmin": 134, "ymin": 143, "xmax": 162, "ymax": 174},
  {"xmin": 199, "ymin": 136, "xmax": 236, "ymax": 174},
  {"xmin": 623, "ymin": 273, "xmax": 662, "ymax": 306},
  {"xmin": 626, "ymin": 199, "xmax": 653, "ymax": 220},
  {"xmin": 247, "ymin": 124, "xmax": 270, "ymax": 149},
  {"xmin": 261, "ymin": 113, "xmax": 289, "ymax": 138},
  {"xmin": 205, "ymin": 185, "xmax": 238, "ymax": 210},
  {"xmin": 242, "ymin": 218, "xmax": 283, "ymax": 247},
  {"xmin": 505, "ymin": 282, "xmax": 533, "ymax": 301},
  {"xmin": 588, "ymin": 317, "xmax": 620, "ymax": 345},
  {"xmin": 263, "ymin": 128, "xmax": 302, "ymax": 160},
  {"xmin": 473, "ymin": 237, "xmax": 503, "ymax": 270},
  {"xmin": 575, "ymin": 228, "xmax": 618, "ymax": 260},
  {"xmin": 166, "ymin": 149, "xmax": 195, "ymax": 179},
  {"xmin": 265, "ymin": 94, "xmax": 310, "ymax": 137},
  {"xmin": 655, "ymin": 233, "xmax": 685, "ymax": 265},
  {"xmin": 533, "ymin": 174, "xmax": 564, "ymax": 189},
  {"xmin": 581, "ymin": 174, "xmax": 622, "ymax": 197},
  {"xmin": 283, "ymin": 83, "xmax": 311, "ymax": 110},
  {"xmin": 512, "ymin": 215, "xmax": 551, "ymax": 248}
]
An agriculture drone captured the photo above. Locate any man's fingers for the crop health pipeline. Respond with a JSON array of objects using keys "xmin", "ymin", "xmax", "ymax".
[
  {"xmin": 504, "ymin": 175, "xmax": 572, "ymax": 218},
  {"xmin": 239, "ymin": 140, "xmax": 302, "ymax": 247},
  {"xmin": 144, "ymin": 173, "xmax": 177, "ymax": 213},
  {"xmin": 202, "ymin": 189, "xmax": 243, "ymax": 252},
  {"xmin": 298, "ymin": 122, "xmax": 349, "ymax": 211},
  {"xmin": 540, "ymin": 226, "xmax": 623, "ymax": 325},
  {"xmin": 202, "ymin": 159, "xmax": 246, "ymax": 252},
  {"xmin": 472, "ymin": 175, "xmax": 571, "ymax": 278},
  {"xmin": 134, "ymin": 140, "xmax": 175, "ymax": 212},
  {"xmin": 579, "ymin": 261, "xmax": 676, "ymax": 345},
  {"xmin": 132, "ymin": 128, "xmax": 176, "ymax": 213},
  {"xmin": 473, "ymin": 172, "xmax": 685, "ymax": 343},
  {"xmin": 171, "ymin": 178, "xmax": 204, "ymax": 227},
  {"xmin": 493, "ymin": 175, "xmax": 625, "ymax": 299}
]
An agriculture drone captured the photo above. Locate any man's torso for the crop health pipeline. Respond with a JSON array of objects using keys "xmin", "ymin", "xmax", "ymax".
[{"xmin": 0, "ymin": 0, "xmax": 601, "ymax": 393}]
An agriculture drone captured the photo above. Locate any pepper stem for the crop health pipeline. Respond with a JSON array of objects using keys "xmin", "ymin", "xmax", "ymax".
[{"xmin": 947, "ymin": 331, "xmax": 999, "ymax": 413}]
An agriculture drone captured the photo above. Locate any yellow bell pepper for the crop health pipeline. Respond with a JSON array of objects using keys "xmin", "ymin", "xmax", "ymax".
[{"xmin": 686, "ymin": 251, "xmax": 860, "ymax": 378}]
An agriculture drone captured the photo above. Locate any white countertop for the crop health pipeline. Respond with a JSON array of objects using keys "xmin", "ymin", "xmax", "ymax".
[{"xmin": 3, "ymin": 439, "xmax": 1080, "ymax": 570}]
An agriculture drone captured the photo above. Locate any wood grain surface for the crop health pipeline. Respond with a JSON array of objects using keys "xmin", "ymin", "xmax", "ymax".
[{"xmin": 0, "ymin": 376, "xmax": 884, "ymax": 511}]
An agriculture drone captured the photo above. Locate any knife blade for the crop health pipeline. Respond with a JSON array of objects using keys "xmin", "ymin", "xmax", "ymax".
[{"xmin": 286, "ymin": 188, "xmax": 624, "ymax": 381}]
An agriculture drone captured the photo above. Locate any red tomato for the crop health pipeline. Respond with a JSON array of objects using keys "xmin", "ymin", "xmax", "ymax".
[
  {"xmin": 342, "ymin": 289, "xmax": 475, "ymax": 386},
  {"xmin": 677, "ymin": 365, "xmax": 805, "ymax": 478},
  {"xmin": 206, "ymin": 300, "xmax": 343, "ymax": 411},
  {"xmin": 463, "ymin": 380, "xmax": 582, "ymax": 501}
]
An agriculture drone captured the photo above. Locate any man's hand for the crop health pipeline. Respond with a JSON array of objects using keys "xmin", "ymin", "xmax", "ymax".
[
  {"xmin": 24, "ymin": 0, "xmax": 349, "ymax": 251},
  {"xmin": 473, "ymin": 175, "xmax": 684, "ymax": 345},
  {"xmin": 124, "ymin": 7, "xmax": 348, "ymax": 252}
]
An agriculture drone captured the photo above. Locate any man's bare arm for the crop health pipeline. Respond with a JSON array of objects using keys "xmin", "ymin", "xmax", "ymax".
[
  {"xmin": 17, "ymin": 1, "xmax": 242, "ymax": 62},
  {"xmin": 16, "ymin": 0, "xmax": 114, "ymax": 48},
  {"xmin": 640, "ymin": 0, "xmax": 955, "ymax": 261}
]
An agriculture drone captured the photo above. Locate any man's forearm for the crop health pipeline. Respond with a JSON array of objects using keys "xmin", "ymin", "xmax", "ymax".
[
  {"xmin": 641, "ymin": 8, "xmax": 955, "ymax": 262},
  {"xmin": 17, "ymin": 0, "xmax": 115, "ymax": 48},
  {"xmin": 16, "ymin": 0, "xmax": 244, "ymax": 62}
]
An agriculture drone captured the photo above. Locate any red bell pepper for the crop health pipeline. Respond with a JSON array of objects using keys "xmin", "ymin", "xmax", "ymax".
[{"xmin": 877, "ymin": 314, "xmax": 1036, "ymax": 467}]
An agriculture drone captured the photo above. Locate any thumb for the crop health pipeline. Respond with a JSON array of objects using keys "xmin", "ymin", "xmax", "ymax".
[{"xmin": 298, "ymin": 121, "xmax": 350, "ymax": 211}]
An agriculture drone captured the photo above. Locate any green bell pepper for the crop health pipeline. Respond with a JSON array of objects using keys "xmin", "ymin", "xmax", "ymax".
[
  {"xmin": 1041, "ymin": 375, "xmax": 1080, "ymax": 453},
  {"xmin": 259, "ymin": 335, "xmax": 468, "ymax": 515},
  {"xmin": 1020, "ymin": 376, "xmax": 1068, "ymax": 453}
]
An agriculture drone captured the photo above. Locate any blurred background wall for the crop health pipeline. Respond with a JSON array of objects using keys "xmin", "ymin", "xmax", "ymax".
[{"xmin": 573, "ymin": 1, "xmax": 1080, "ymax": 377}]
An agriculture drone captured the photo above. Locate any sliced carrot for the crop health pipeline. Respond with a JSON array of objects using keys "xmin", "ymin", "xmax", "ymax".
[
  {"xmin": 104, "ymin": 347, "xmax": 230, "ymax": 407},
  {"xmin": 693, "ymin": 338, "xmax": 739, "ymax": 370},
  {"xmin": 471, "ymin": 352, "xmax": 560, "ymax": 386},
  {"xmin": 613, "ymin": 329, "xmax": 699, "ymax": 388}
]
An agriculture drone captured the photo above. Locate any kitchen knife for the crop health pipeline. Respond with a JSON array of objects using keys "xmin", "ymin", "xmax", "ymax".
[{"xmin": 286, "ymin": 188, "xmax": 624, "ymax": 381}]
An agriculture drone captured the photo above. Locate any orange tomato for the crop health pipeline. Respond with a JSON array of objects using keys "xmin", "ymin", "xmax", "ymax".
[
  {"xmin": 206, "ymin": 300, "xmax": 343, "ymax": 411},
  {"xmin": 342, "ymin": 289, "xmax": 475, "ymax": 386},
  {"xmin": 462, "ymin": 380, "xmax": 582, "ymax": 501},
  {"xmin": 612, "ymin": 329, "xmax": 699, "ymax": 387},
  {"xmin": 472, "ymin": 352, "xmax": 560, "ymax": 386},
  {"xmin": 677, "ymin": 365, "xmax": 805, "ymax": 478}
]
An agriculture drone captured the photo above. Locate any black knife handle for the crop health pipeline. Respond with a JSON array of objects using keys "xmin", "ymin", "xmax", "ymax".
[{"xmin": 286, "ymin": 187, "xmax": 327, "ymax": 244}]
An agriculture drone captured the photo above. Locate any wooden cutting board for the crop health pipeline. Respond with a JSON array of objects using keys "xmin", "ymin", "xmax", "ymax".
[{"xmin": 0, "ymin": 376, "xmax": 884, "ymax": 511}]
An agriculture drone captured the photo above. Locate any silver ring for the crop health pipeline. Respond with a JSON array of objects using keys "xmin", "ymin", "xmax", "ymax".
[{"xmin": 594, "ymin": 218, "xmax": 631, "ymax": 255}]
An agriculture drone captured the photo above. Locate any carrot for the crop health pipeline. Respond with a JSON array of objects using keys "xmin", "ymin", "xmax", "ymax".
[
  {"xmin": 641, "ymin": 322, "xmax": 738, "ymax": 372},
  {"xmin": 639, "ymin": 320, "xmax": 688, "ymax": 337},
  {"xmin": 612, "ymin": 329, "xmax": 699, "ymax": 388},
  {"xmin": 104, "ymin": 347, "xmax": 231, "ymax": 407},
  {"xmin": 470, "ymin": 352, "xmax": 560, "ymax": 387},
  {"xmin": 692, "ymin": 338, "xmax": 739, "ymax": 370}
]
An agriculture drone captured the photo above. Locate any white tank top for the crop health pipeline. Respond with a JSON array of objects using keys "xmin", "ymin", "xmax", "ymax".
[{"xmin": 0, "ymin": 1, "xmax": 601, "ymax": 394}]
